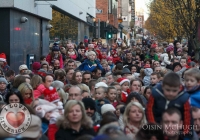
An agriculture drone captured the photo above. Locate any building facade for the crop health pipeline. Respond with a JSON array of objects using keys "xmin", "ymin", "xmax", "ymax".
[{"xmin": 0, "ymin": 0, "xmax": 95, "ymax": 73}]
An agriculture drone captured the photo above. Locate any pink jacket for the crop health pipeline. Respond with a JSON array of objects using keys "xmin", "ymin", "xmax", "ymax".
[{"xmin": 33, "ymin": 84, "xmax": 46, "ymax": 99}]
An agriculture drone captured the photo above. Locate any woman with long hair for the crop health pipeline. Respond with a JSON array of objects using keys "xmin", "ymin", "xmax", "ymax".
[
  {"xmin": 55, "ymin": 100, "xmax": 96, "ymax": 140},
  {"xmin": 123, "ymin": 102, "xmax": 147, "ymax": 140},
  {"xmin": 18, "ymin": 82, "xmax": 34, "ymax": 105},
  {"xmin": 71, "ymin": 71, "xmax": 83, "ymax": 85},
  {"xmin": 5, "ymin": 88, "xmax": 24, "ymax": 104}
]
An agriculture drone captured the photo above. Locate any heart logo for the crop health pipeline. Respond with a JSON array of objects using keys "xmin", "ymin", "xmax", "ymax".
[{"xmin": 6, "ymin": 112, "xmax": 25, "ymax": 128}]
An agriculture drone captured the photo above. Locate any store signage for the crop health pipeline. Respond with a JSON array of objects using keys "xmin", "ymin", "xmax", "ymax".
[{"xmin": 87, "ymin": 16, "xmax": 94, "ymax": 25}]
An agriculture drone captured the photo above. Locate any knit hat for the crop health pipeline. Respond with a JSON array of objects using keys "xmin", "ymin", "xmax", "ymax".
[
  {"xmin": 35, "ymin": 103, "xmax": 57, "ymax": 118},
  {"xmin": 20, "ymin": 115, "xmax": 42, "ymax": 139},
  {"xmin": 82, "ymin": 98, "xmax": 96, "ymax": 111},
  {"xmin": 166, "ymin": 45, "xmax": 174, "ymax": 53},
  {"xmin": 101, "ymin": 104, "xmax": 116, "ymax": 115},
  {"xmin": 0, "ymin": 77, "xmax": 8, "ymax": 85},
  {"xmin": 19, "ymin": 64, "xmax": 28, "ymax": 71},
  {"xmin": 51, "ymin": 80, "xmax": 64, "ymax": 89},
  {"xmin": 107, "ymin": 56, "xmax": 113, "ymax": 61},
  {"xmin": 37, "ymin": 69, "xmax": 47, "ymax": 77},
  {"xmin": 43, "ymin": 86, "xmax": 60, "ymax": 103},
  {"xmin": 52, "ymin": 45, "xmax": 60, "ymax": 51},
  {"xmin": 0, "ymin": 53, "xmax": 6, "ymax": 62},
  {"xmin": 41, "ymin": 61, "xmax": 49, "ymax": 67},
  {"xmin": 95, "ymin": 82, "xmax": 108, "ymax": 89},
  {"xmin": 122, "ymin": 68, "xmax": 132, "ymax": 75},
  {"xmin": 173, "ymin": 62, "xmax": 182, "ymax": 71},
  {"xmin": 32, "ymin": 62, "xmax": 41, "ymax": 71},
  {"xmin": 117, "ymin": 77, "xmax": 130, "ymax": 85}
]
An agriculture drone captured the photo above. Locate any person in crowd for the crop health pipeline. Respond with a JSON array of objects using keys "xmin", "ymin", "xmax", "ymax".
[
  {"xmin": 143, "ymin": 86, "xmax": 151, "ymax": 100},
  {"xmin": 5, "ymin": 69, "xmax": 15, "ymax": 84},
  {"xmin": 82, "ymin": 97, "xmax": 101, "ymax": 126},
  {"xmin": 126, "ymin": 92, "xmax": 145, "ymax": 107},
  {"xmin": 5, "ymin": 88, "xmax": 24, "ymax": 104},
  {"xmin": 71, "ymin": 70, "xmax": 82, "ymax": 85},
  {"xmin": 0, "ymin": 77, "xmax": 8, "ymax": 100},
  {"xmin": 40, "ymin": 61, "xmax": 49, "ymax": 72},
  {"xmin": 184, "ymin": 68, "xmax": 200, "ymax": 107},
  {"xmin": 191, "ymin": 107, "xmax": 200, "ymax": 138},
  {"xmin": 146, "ymin": 72, "xmax": 192, "ymax": 137},
  {"xmin": 30, "ymin": 75, "xmax": 46, "ymax": 99},
  {"xmin": 77, "ymin": 83, "xmax": 90, "ymax": 98},
  {"xmin": 82, "ymin": 71, "xmax": 92, "ymax": 85},
  {"xmin": 55, "ymin": 100, "xmax": 96, "ymax": 140},
  {"xmin": 143, "ymin": 68, "xmax": 153, "ymax": 86},
  {"xmin": 160, "ymin": 45, "xmax": 174, "ymax": 69},
  {"xmin": 56, "ymin": 87, "xmax": 68, "ymax": 105},
  {"xmin": 117, "ymin": 78, "xmax": 130, "ymax": 103},
  {"xmin": 78, "ymin": 51, "xmax": 103, "ymax": 72},
  {"xmin": 107, "ymin": 56, "xmax": 114, "ymax": 70},
  {"xmin": 92, "ymin": 68, "xmax": 102, "ymax": 79},
  {"xmin": 121, "ymin": 68, "xmax": 132, "ymax": 78},
  {"xmin": 66, "ymin": 43, "xmax": 78, "ymax": 60},
  {"xmin": 145, "ymin": 48, "xmax": 159, "ymax": 61},
  {"xmin": 0, "ymin": 53, "xmax": 10, "ymax": 74},
  {"xmin": 68, "ymin": 85, "xmax": 82, "ymax": 101},
  {"xmin": 12, "ymin": 75, "xmax": 26, "ymax": 88},
  {"xmin": 150, "ymin": 72, "xmax": 161, "ymax": 86},
  {"xmin": 123, "ymin": 102, "xmax": 147, "ymax": 140},
  {"xmin": 54, "ymin": 69, "xmax": 67, "ymax": 84},
  {"xmin": 18, "ymin": 64, "xmax": 28, "ymax": 75},
  {"xmin": 46, "ymin": 44, "xmax": 63, "ymax": 68},
  {"xmin": 42, "ymin": 74, "xmax": 54, "ymax": 88},
  {"xmin": 18, "ymin": 82, "xmax": 35, "ymax": 105},
  {"xmin": 106, "ymin": 86, "xmax": 118, "ymax": 108},
  {"xmin": 130, "ymin": 64, "xmax": 140, "ymax": 78},
  {"xmin": 65, "ymin": 59, "xmax": 77, "ymax": 69}
]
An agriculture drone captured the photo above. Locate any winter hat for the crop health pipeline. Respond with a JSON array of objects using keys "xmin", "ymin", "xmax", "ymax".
[
  {"xmin": 101, "ymin": 104, "xmax": 116, "ymax": 115},
  {"xmin": 37, "ymin": 69, "xmax": 47, "ymax": 77},
  {"xmin": 51, "ymin": 80, "xmax": 64, "ymax": 89},
  {"xmin": 166, "ymin": 45, "xmax": 174, "ymax": 53},
  {"xmin": 172, "ymin": 62, "xmax": 182, "ymax": 71},
  {"xmin": 35, "ymin": 103, "xmax": 57, "ymax": 118},
  {"xmin": 82, "ymin": 98, "xmax": 96, "ymax": 111},
  {"xmin": 0, "ymin": 53, "xmax": 6, "ymax": 62},
  {"xmin": 43, "ymin": 86, "xmax": 60, "ymax": 103},
  {"xmin": 0, "ymin": 77, "xmax": 8, "ymax": 85},
  {"xmin": 117, "ymin": 77, "xmax": 130, "ymax": 85},
  {"xmin": 95, "ymin": 82, "xmax": 108, "ymax": 89},
  {"xmin": 57, "ymin": 101, "xmax": 63, "ymax": 110},
  {"xmin": 41, "ymin": 61, "xmax": 49, "ymax": 68},
  {"xmin": 144, "ymin": 68, "xmax": 153, "ymax": 76},
  {"xmin": 111, "ymin": 50, "xmax": 117, "ymax": 56},
  {"xmin": 122, "ymin": 68, "xmax": 132, "ymax": 75},
  {"xmin": 20, "ymin": 115, "xmax": 42, "ymax": 139},
  {"xmin": 32, "ymin": 62, "xmax": 41, "ymax": 71},
  {"xmin": 52, "ymin": 45, "xmax": 60, "ymax": 51},
  {"xmin": 19, "ymin": 64, "xmax": 28, "ymax": 71},
  {"xmin": 107, "ymin": 56, "xmax": 113, "ymax": 61}
]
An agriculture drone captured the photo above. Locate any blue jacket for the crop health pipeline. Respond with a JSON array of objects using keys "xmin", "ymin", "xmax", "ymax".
[
  {"xmin": 78, "ymin": 59, "xmax": 103, "ymax": 72},
  {"xmin": 187, "ymin": 86, "xmax": 200, "ymax": 108}
]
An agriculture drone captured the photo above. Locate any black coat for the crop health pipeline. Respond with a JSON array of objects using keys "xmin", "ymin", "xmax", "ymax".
[{"xmin": 55, "ymin": 127, "xmax": 96, "ymax": 140}]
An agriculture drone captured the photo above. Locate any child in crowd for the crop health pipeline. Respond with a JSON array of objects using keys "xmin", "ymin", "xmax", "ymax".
[
  {"xmin": 106, "ymin": 86, "xmax": 118, "ymax": 108},
  {"xmin": 146, "ymin": 72, "xmax": 192, "ymax": 138},
  {"xmin": 78, "ymin": 51, "xmax": 103, "ymax": 72},
  {"xmin": 180, "ymin": 56, "xmax": 189, "ymax": 69},
  {"xmin": 143, "ymin": 68, "xmax": 153, "ymax": 86},
  {"xmin": 94, "ymin": 82, "xmax": 110, "ymax": 113},
  {"xmin": 150, "ymin": 72, "xmax": 161, "ymax": 86},
  {"xmin": 184, "ymin": 68, "xmax": 200, "ymax": 108},
  {"xmin": 117, "ymin": 78, "xmax": 130, "ymax": 103},
  {"xmin": 107, "ymin": 56, "xmax": 114, "ymax": 70}
]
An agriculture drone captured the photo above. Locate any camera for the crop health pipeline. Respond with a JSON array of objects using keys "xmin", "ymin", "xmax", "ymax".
[
  {"xmin": 20, "ymin": 17, "xmax": 28, "ymax": 23},
  {"xmin": 46, "ymin": 24, "xmax": 53, "ymax": 30}
]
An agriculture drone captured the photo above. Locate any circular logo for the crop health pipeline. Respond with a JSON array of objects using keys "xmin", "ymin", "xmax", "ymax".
[{"xmin": 0, "ymin": 103, "xmax": 31, "ymax": 134}]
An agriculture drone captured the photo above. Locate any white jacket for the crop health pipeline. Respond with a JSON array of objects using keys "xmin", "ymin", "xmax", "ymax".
[{"xmin": 160, "ymin": 53, "xmax": 173, "ymax": 67}]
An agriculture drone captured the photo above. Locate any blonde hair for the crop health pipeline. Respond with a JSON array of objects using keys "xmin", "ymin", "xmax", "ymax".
[
  {"xmin": 57, "ymin": 100, "xmax": 93, "ymax": 129},
  {"xmin": 77, "ymin": 84, "xmax": 90, "ymax": 93},
  {"xmin": 184, "ymin": 68, "xmax": 200, "ymax": 81},
  {"xmin": 30, "ymin": 75, "xmax": 42, "ymax": 89},
  {"xmin": 57, "ymin": 88, "xmax": 68, "ymax": 104},
  {"xmin": 87, "ymin": 51, "xmax": 96, "ymax": 57},
  {"xmin": 18, "ymin": 82, "xmax": 34, "ymax": 101},
  {"xmin": 123, "ymin": 102, "xmax": 146, "ymax": 126}
]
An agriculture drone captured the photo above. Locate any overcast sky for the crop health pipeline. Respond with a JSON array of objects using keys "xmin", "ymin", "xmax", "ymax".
[{"xmin": 135, "ymin": 0, "xmax": 150, "ymax": 20}]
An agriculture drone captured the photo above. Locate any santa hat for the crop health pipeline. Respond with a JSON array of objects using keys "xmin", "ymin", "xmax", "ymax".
[
  {"xmin": 117, "ymin": 78, "xmax": 130, "ymax": 86},
  {"xmin": 0, "ymin": 53, "xmax": 6, "ymax": 62},
  {"xmin": 111, "ymin": 50, "xmax": 117, "ymax": 56},
  {"xmin": 43, "ymin": 86, "xmax": 60, "ymax": 103},
  {"xmin": 35, "ymin": 103, "xmax": 57, "ymax": 118}
]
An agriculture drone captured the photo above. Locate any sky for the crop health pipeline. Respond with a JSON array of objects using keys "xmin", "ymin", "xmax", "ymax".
[{"xmin": 135, "ymin": 0, "xmax": 150, "ymax": 20}]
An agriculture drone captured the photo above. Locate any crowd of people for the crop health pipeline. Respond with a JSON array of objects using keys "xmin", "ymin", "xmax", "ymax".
[{"xmin": 0, "ymin": 38, "xmax": 200, "ymax": 140}]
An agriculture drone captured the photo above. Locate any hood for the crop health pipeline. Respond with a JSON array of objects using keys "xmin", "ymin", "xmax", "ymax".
[{"xmin": 144, "ymin": 68, "xmax": 153, "ymax": 76}]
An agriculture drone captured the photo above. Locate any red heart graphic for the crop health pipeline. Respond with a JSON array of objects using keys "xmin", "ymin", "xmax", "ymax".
[{"xmin": 6, "ymin": 112, "xmax": 25, "ymax": 128}]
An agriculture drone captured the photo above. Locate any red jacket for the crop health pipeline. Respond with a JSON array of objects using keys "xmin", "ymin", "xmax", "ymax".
[
  {"xmin": 46, "ymin": 54, "xmax": 63, "ymax": 68},
  {"xmin": 48, "ymin": 124, "xmax": 58, "ymax": 140}
]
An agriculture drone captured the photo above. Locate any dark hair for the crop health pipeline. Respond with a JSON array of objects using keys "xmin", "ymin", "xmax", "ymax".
[
  {"xmin": 144, "ymin": 86, "xmax": 151, "ymax": 96},
  {"xmin": 100, "ymin": 112, "xmax": 118, "ymax": 128},
  {"xmin": 65, "ymin": 68, "xmax": 74, "ymax": 74},
  {"xmin": 162, "ymin": 107, "xmax": 182, "ymax": 121},
  {"xmin": 83, "ymin": 71, "xmax": 92, "ymax": 77},
  {"xmin": 42, "ymin": 74, "xmax": 54, "ymax": 83},
  {"xmin": 5, "ymin": 70, "xmax": 15, "ymax": 77},
  {"xmin": 92, "ymin": 67, "xmax": 102, "ymax": 73},
  {"xmin": 163, "ymin": 72, "xmax": 181, "ymax": 87},
  {"xmin": 40, "ymin": 55, "xmax": 46, "ymax": 61},
  {"xmin": 13, "ymin": 76, "xmax": 26, "ymax": 88},
  {"xmin": 88, "ymin": 79, "xmax": 97, "ymax": 90},
  {"xmin": 135, "ymin": 123, "xmax": 164, "ymax": 140},
  {"xmin": 126, "ymin": 92, "xmax": 144, "ymax": 107},
  {"xmin": 151, "ymin": 72, "xmax": 161, "ymax": 79},
  {"xmin": 5, "ymin": 88, "xmax": 24, "ymax": 104}
]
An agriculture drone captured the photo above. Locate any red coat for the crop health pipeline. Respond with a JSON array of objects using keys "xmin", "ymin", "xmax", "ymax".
[
  {"xmin": 46, "ymin": 54, "xmax": 63, "ymax": 68},
  {"xmin": 113, "ymin": 57, "xmax": 121, "ymax": 64},
  {"xmin": 48, "ymin": 124, "xmax": 58, "ymax": 140}
]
